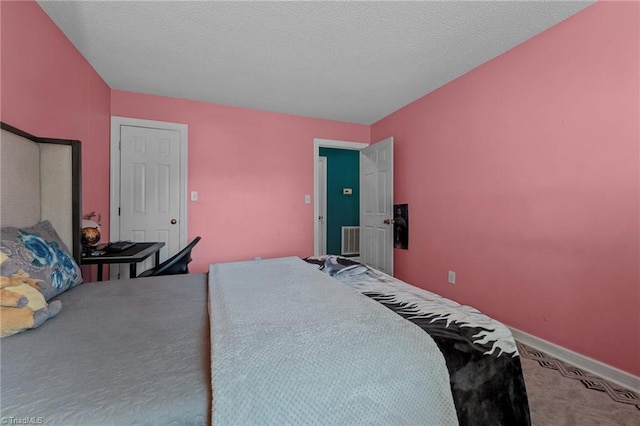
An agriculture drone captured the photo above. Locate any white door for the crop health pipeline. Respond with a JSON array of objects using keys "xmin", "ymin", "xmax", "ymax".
[
  {"xmin": 317, "ymin": 156, "xmax": 327, "ymax": 255},
  {"xmin": 118, "ymin": 125, "xmax": 181, "ymax": 277},
  {"xmin": 360, "ymin": 137, "xmax": 394, "ymax": 275}
]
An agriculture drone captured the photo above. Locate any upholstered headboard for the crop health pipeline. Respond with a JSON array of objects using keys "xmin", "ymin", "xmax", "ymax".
[{"xmin": 0, "ymin": 122, "xmax": 82, "ymax": 264}]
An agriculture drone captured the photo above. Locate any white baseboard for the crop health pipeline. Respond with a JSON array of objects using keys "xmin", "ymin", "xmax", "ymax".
[{"xmin": 509, "ymin": 326, "xmax": 640, "ymax": 394}]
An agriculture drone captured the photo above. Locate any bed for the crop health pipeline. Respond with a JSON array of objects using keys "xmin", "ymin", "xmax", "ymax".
[{"xmin": 0, "ymin": 122, "xmax": 530, "ymax": 425}]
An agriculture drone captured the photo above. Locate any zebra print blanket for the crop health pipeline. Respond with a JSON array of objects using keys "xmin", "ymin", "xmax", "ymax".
[{"xmin": 304, "ymin": 256, "xmax": 531, "ymax": 426}]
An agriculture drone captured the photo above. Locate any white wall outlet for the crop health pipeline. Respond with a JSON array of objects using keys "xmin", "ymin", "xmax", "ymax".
[
  {"xmin": 254, "ymin": 256, "xmax": 261, "ymax": 261},
  {"xmin": 448, "ymin": 271, "xmax": 456, "ymax": 284},
  {"xmin": 304, "ymin": 194, "xmax": 311, "ymax": 204},
  {"xmin": 190, "ymin": 191, "xmax": 199, "ymax": 201}
]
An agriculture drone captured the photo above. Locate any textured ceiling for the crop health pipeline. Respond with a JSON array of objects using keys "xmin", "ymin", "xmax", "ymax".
[{"xmin": 37, "ymin": 0, "xmax": 594, "ymax": 124}]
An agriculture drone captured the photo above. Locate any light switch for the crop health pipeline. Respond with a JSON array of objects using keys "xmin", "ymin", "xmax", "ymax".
[
  {"xmin": 191, "ymin": 191, "xmax": 199, "ymax": 201},
  {"xmin": 343, "ymin": 188, "xmax": 353, "ymax": 195}
]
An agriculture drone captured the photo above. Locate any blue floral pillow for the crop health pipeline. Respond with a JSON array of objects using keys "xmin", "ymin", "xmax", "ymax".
[{"xmin": 1, "ymin": 221, "xmax": 83, "ymax": 300}]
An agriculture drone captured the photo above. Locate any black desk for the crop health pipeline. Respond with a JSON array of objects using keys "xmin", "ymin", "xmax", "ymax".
[{"xmin": 81, "ymin": 242, "xmax": 165, "ymax": 281}]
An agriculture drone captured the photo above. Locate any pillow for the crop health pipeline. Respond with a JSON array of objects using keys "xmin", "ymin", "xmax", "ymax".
[{"xmin": 0, "ymin": 221, "xmax": 82, "ymax": 300}]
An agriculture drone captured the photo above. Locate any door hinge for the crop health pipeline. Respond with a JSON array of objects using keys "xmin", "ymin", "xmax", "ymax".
[
  {"xmin": 119, "ymin": 140, "xmax": 122, "ymax": 150},
  {"xmin": 118, "ymin": 207, "xmax": 121, "ymax": 216}
]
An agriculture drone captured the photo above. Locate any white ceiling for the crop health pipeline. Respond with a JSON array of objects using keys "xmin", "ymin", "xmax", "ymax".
[{"xmin": 37, "ymin": 0, "xmax": 594, "ymax": 125}]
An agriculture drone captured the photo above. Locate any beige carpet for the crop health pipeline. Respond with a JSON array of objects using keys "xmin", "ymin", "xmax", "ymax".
[{"xmin": 518, "ymin": 342, "xmax": 639, "ymax": 426}]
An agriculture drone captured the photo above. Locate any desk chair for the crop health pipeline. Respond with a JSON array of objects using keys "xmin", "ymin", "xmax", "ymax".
[{"xmin": 137, "ymin": 237, "xmax": 201, "ymax": 277}]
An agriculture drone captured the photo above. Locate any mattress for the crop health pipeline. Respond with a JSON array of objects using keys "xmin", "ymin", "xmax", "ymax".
[{"xmin": 0, "ymin": 273, "xmax": 210, "ymax": 426}]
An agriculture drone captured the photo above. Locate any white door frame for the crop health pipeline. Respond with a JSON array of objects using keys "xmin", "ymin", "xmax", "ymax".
[
  {"xmin": 110, "ymin": 116, "xmax": 188, "ymax": 250},
  {"xmin": 317, "ymin": 156, "xmax": 327, "ymax": 255},
  {"xmin": 313, "ymin": 138, "xmax": 368, "ymax": 256}
]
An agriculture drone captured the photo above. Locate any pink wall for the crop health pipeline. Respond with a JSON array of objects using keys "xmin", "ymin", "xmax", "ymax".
[
  {"xmin": 3, "ymin": 0, "xmax": 637, "ymax": 376},
  {"xmin": 1, "ymin": 0, "xmax": 111, "ymax": 281},
  {"xmin": 112, "ymin": 91, "xmax": 369, "ymax": 273},
  {"xmin": 372, "ymin": 1, "xmax": 639, "ymax": 376},
  {"xmin": 1, "ymin": 0, "xmax": 368, "ymax": 277}
]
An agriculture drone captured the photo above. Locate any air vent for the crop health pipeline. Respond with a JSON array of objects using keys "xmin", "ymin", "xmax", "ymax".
[{"xmin": 341, "ymin": 226, "xmax": 360, "ymax": 255}]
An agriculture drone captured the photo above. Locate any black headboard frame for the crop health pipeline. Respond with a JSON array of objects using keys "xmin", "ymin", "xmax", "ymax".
[{"xmin": 0, "ymin": 122, "xmax": 82, "ymax": 264}]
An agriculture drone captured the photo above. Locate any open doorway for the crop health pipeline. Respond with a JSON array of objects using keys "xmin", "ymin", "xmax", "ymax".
[
  {"xmin": 313, "ymin": 139, "xmax": 367, "ymax": 256},
  {"xmin": 319, "ymin": 147, "xmax": 360, "ymax": 256},
  {"xmin": 314, "ymin": 137, "xmax": 395, "ymax": 275}
]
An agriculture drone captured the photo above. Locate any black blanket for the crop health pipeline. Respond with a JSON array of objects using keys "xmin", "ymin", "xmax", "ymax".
[{"xmin": 304, "ymin": 256, "xmax": 531, "ymax": 426}]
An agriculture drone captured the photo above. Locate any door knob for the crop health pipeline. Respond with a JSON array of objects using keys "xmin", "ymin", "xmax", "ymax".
[
  {"xmin": 171, "ymin": 219, "xmax": 177, "ymax": 224},
  {"xmin": 383, "ymin": 219, "xmax": 395, "ymax": 225}
]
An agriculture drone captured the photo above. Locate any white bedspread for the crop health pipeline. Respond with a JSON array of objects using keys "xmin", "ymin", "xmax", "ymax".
[{"xmin": 208, "ymin": 257, "xmax": 458, "ymax": 425}]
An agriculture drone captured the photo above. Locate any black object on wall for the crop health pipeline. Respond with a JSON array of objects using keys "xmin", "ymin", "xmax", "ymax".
[{"xmin": 394, "ymin": 204, "xmax": 408, "ymax": 249}]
